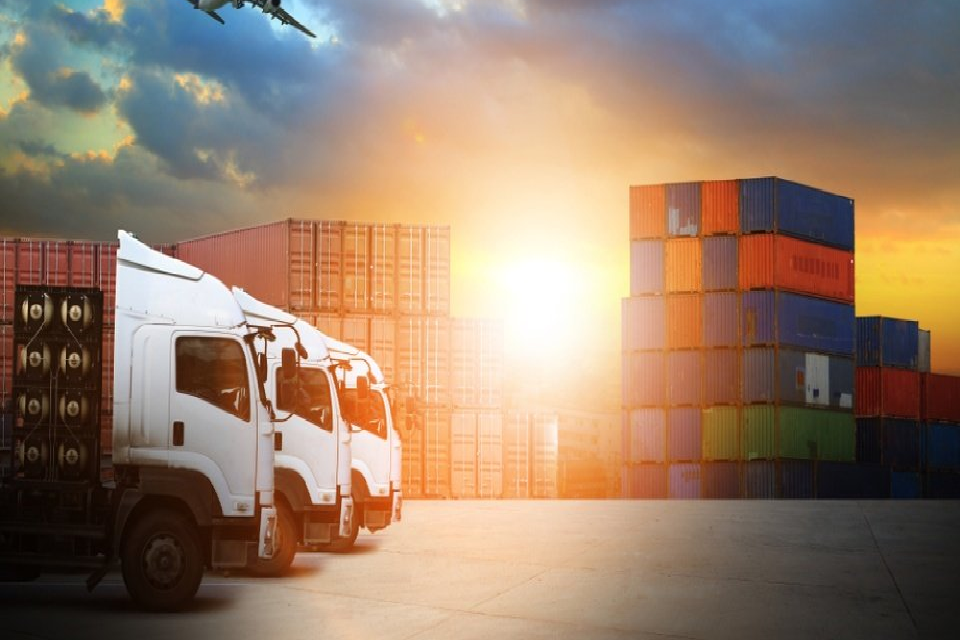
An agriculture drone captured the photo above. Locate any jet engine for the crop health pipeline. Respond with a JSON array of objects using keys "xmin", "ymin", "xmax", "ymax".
[{"xmin": 262, "ymin": 0, "xmax": 281, "ymax": 14}]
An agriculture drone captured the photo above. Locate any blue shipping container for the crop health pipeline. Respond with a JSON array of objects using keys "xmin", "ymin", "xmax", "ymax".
[
  {"xmin": 816, "ymin": 462, "xmax": 891, "ymax": 499},
  {"xmin": 741, "ymin": 290, "xmax": 854, "ymax": 356},
  {"xmin": 666, "ymin": 182, "xmax": 700, "ymax": 237},
  {"xmin": 703, "ymin": 292, "xmax": 738, "ymax": 347},
  {"xmin": 856, "ymin": 316, "xmax": 920, "ymax": 370},
  {"xmin": 739, "ymin": 177, "xmax": 854, "ymax": 250},
  {"xmin": 744, "ymin": 461, "xmax": 776, "ymax": 499},
  {"xmin": 891, "ymin": 471, "xmax": 921, "ymax": 500},
  {"xmin": 669, "ymin": 463, "xmax": 701, "ymax": 499},
  {"xmin": 704, "ymin": 349, "xmax": 738, "ymax": 405},
  {"xmin": 667, "ymin": 350, "xmax": 701, "ymax": 407},
  {"xmin": 623, "ymin": 351, "xmax": 665, "ymax": 407},
  {"xmin": 667, "ymin": 408, "xmax": 702, "ymax": 461},
  {"xmin": 702, "ymin": 462, "xmax": 740, "ymax": 499},
  {"xmin": 702, "ymin": 236, "xmax": 737, "ymax": 291},
  {"xmin": 924, "ymin": 422, "xmax": 960, "ymax": 471},
  {"xmin": 630, "ymin": 240, "xmax": 664, "ymax": 296},
  {"xmin": 779, "ymin": 459, "xmax": 815, "ymax": 499},
  {"xmin": 855, "ymin": 418, "xmax": 882, "ymax": 464},
  {"xmin": 623, "ymin": 464, "xmax": 667, "ymax": 499},
  {"xmin": 742, "ymin": 348, "xmax": 854, "ymax": 408}
]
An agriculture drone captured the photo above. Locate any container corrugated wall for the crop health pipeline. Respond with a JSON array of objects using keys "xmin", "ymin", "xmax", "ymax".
[
  {"xmin": 741, "ymin": 291, "xmax": 855, "ymax": 355},
  {"xmin": 816, "ymin": 462, "xmax": 890, "ymax": 499},
  {"xmin": 739, "ymin": 234, "xmax": 854, "ymax": 303},
  {"xmin": 666, "ymin": 294, "xmax": 702, "ymax": 349},
  {"xmin": 630, "ymin": 185, "xmax": 666, "ymax": 239},
  {"xmin": 779, "ymin": 407, "xmax": 855, "ymax": 461},
  {"xmin": 669, "ymin": 463, "xmax": 701, "ymax": 498},
  {"xmin": 666, "ymin": 183, "xmax": 700, "ymax": 237},
  {"xmin": 923, "ymin": 422, "xmax": 960, "ymax": 471},
  {"xmin": 451, "ymin": 318, "xmax": 504, "ymax": 408},
  {"xmin": 702, "ymin": 292, "xmax": 738, "ymax": 347},
  {"xmin": 630, "ymin": 241, "xmax": 664, "ymax": 296},
  {"xmin": 703, "ymin": 349, "xmax": 738, "ymax": 405},
  {"xmin": 741, "ymin": 405, "xmax": 777, "ymax": 460},
  {"xmin": 922, "ymin": 373, "xmax": 960, "ymax": 422},
  {"xmin": 780, "ymin": 460, "xmax": 815, "ymax": 499},
  {"xmin": 743, "ymin": 461, "xmax": 776, "ymax": 498},
  {"xmin": 856, "ymin": 317, "xmax": 919, "ymax": 369},
  {"xmin": 451, "ymin": 410, "xmax": 503, "ymax": 498},
  {"xmin": 665, "ymin": 238, "xmax": 701, "ymax": 292},
  {"xmin": 891, "ymin": 471, "xmax": 921, "ymax": 499},
  {"xmin": 742, "ymin": 348, "xmax": 854, "ymax": 409},
  {"xmin": 855, "ymin": 367, "xmax": 921, "ymax": 419},
  {"xmin": 918, "ymin": 329, "xmax": 931, "ymax": 373},
  {"xmin": 667, "ymin": 351, "xmax": 700, "ymax": 406},
  {"xmin": 667, "ymin": 408, "xmax": 701, "ymax": 461},
  {"xmin": 702, "ymin": 462, "xmax": 740, "ymax": 498},
  {"xmin": 701, "ymin": 180, "xmax": 738, "ymax": 235},
  {"xmin": 702, "ymin": 406, "xmax": 738, "ymax": 460},
  {"xmin": 702, "ymin": 236, "xmax": 737, "ymax": 291},
  {"xmin": 622, "ymin": 351, "xmax": 665, "ymax": 407},
  {"xmin": 622, "ymin": 297, "xmax": 665, "ymax": 351},
  {"xmin": 623, "ymin": 463, "xmax": 667, "ymax": 498},
  {"xmin": 740, "ymin": 178, "xmax": 854, "ymax": 250},
  {"xmin": 625, "ymin": 409, "xmax": 666, "ymax": 463}
]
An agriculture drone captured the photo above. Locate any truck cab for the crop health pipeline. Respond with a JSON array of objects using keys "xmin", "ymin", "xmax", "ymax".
[
  {"xmin": 232, "ymin": 288, "xmax": 353, "ymax": 574},
  {"xmin": 324, "ymin": 338, "xmax": 402, "ymax": 549}
]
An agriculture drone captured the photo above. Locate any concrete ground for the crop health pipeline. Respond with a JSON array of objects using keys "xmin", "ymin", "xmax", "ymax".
[{"xmin": 2, "ymin": 500, "xmax": 958, "ymax": 640}]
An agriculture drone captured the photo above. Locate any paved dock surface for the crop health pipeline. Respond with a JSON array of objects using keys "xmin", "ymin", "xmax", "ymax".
[{"xmin": 2, "ymin": 500, "xmax": 958, "ymax": 639}]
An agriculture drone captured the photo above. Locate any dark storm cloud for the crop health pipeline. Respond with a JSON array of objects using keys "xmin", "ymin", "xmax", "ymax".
[
  {"xmin": 10, "ymin": 21, "xmax": 108, "ymax": 114},
  {"xmin": 49, "ymin": 2, "xmax": 125, "ymax": 48}
]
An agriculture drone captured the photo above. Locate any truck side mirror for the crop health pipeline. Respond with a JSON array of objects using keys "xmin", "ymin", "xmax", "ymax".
[
  {"xmin": 357, "ymin": 375, "xmax": 370, "ymax": 400},
  {"xmin": 277, "ymin": 348, "xmax": 299, "ymax": 413},
  {"xmin": 281, "ymin": 348, "xmax": 297, "ymax": 377},
  {"xmin": 406, "ymin": 395, "xmax": 418, "ymax": 416}
]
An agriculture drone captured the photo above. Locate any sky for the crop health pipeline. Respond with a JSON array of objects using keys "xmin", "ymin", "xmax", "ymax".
[{"xmin": 0, "ymin": 0, "xmax": 958, "ymax": 399}]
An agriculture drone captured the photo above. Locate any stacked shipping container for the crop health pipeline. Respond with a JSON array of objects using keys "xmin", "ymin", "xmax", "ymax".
[{"xmin": 623, "ymin": 177, "xmax": 858, "ymax": 498}]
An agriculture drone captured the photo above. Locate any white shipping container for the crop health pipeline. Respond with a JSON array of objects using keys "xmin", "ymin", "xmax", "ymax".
[
  {"xmin": 423, "ymin": 407, "xmax": 451, "ymax": 498},
  {"xmin": 370, "ymin": 316, "xmax": 397, "ymax": 385},
  {"xmin": 451, "ymin": 410, "xmax": 503, "ymax": 499},
  {"xmin": 370, "ymin": 224, "xmax": 396, "ymax": 312},
  {"xmin": 452, "ymin": 318, "xmax": 504, "ymax": 407},
  {"xmin": 343, "ymin": 223, "xmax": 370, "ymax": 312},
  {"xmin": 919, "ymin": 329, "xmax": 931, "ymax": 373},
  {"xmin": 316, "ymin": 221, "xmax": 344, "ymax": 311}
]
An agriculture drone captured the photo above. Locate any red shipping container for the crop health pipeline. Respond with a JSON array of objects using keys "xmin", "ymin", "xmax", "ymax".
[
  {"xmin": 1, "ymin": 324, "xmax": 12, "ymax": 407},
  {"xmin": 922, "ymin": 373, "xmax": 960, "ymax": 423},
  {"xmin": 856, "ymin": 367, "xmax": 921, "ymax": 419},
  {"xmin": 15, "ymin": 240, "xmax": 43, "ymax": 285},
  {"xmin": 665, "ymin": 238, "xmax": 702, "ymax": 293},
  {"xmin": 69, "ymin": 241, "xmax": 99, "ymax": 287},
  {"xmin": 630, "ymin": 184, "xmax": 665, "ymax": 240},
  {"xmin": 701, "ymin": 180, "xmax": 739, "ymax": 235},
  {"xmin": 1, "ymin": 239, "xmax": 14, "ymax": 323},
  {"xmin": 666, "ymin": 294, "xmax": 702, "ymax": 349},
  {"xmin": 739, "ymin": 234, "xmax": 854, "ymax": 302},
  {"xmin": 98, "ymin": 242, "xmax": 118, "ymax": 323},
  {"xmin": 44, "ymin": 240, "xmax": 71, "ymax": 287}
]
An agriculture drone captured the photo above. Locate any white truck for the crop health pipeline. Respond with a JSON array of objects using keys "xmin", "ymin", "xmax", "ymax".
[
  {"xmin": 232, "ymin": 288, "xmax": 353, "ymax": 574},
  {"xmin": 323, "ymin": 338, "xmax": 402, "ymax": 550},
  {"xmin": 0, "ymin": 231, "xmax": 297, "ymax": 610}
]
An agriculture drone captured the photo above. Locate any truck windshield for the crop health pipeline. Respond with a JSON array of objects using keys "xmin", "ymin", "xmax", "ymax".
[
  {"xmin": 340, "ymin": 387, "xmax": 387, "ymax": 438},
  {"xmin": 277, "ymin": 367, "xmax": 334, "ymax": 432}
]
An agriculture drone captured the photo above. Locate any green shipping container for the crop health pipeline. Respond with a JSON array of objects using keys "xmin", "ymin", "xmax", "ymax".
[
  {"xmin": 740, "ymin": 405, "xmax": 854, "ymax": 461},
  {"xmin": 741, "ymin": 405, "xmax": 776, "ymax": 460},
  {"xmin": 779, "ymin": 407, "xmax": 855, "ymax": 461},
  {"xmin": 702, "ymin": 406, "xmax": 739, "ymax": 460}
]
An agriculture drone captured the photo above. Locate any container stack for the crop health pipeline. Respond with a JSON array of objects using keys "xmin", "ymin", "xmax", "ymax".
[
  {"xmin": 921, "ymin": 371, "xmax": 960, "ymax": 498},
  {"xmin": 502, "ymin": 411, "xmax": 559, "ymax": 499},
  {"xmin": 854, "ymin": 317, "xmax": 923, "ymax": 498},
  {"xmin": 623, "ymin": 177, "xmax": 857, "ymax": 498}
]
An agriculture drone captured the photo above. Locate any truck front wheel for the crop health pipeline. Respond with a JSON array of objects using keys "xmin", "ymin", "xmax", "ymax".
[
  {"xmin": 121, "ymin": 508, "xmax": 203, "ymax": 612},
  {"xmin": 248, "ymin": 501, "xmax": 297, "ymax": 576}
]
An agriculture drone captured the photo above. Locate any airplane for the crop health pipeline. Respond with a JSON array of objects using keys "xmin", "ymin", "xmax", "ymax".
[{"xmin": 183, "ymin": 0, "xmax": 316, "ymax": 38}]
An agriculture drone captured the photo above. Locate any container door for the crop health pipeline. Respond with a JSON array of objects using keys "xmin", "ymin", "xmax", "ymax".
[{"xmin": 805, "ymin": 353, "xmax": 829, "ymax": 407}]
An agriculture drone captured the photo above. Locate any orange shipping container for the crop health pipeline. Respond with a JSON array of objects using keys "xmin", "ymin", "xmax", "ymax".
[
  {"xmin": 739, "ymin": 234, "xmax": 854, "ymax": 303},
  {"xmin": 701, "ymin": 180, "xmax": 739, "ymax": 235},
  {"xmin": 666, "ymin": 294, "xmax": 702, "ymax": 349},
  {"xmin": 665, "ymin": 238, "xmax": 702, "ymax": 293},
  {"xmin": 630, "ymin": 184, "xmax": 666, "ymax": 240}
]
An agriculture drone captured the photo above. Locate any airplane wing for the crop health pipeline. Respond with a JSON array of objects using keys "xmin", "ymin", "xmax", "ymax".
[
  {"xmin": 182, "ymin": 0, "xmax": 225, "ymax": 25},
  {"xmin": 249, "ymin": 0, "xmax": 316, "ymax": 38}
]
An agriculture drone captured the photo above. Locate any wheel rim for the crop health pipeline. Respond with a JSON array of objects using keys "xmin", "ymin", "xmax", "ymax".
[{"xmin": 141, "ymin": 533, "xmax": 185, "ymax": 591}]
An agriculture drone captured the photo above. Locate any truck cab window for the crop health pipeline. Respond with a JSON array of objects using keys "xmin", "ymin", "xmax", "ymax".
[
  {"xmin": 340, "ymin": 388, "xmax": 387, "ymax": 438},
  {"xmin": 176, "ymin": 337, "xmax": 251, "ymax": 421},
  {"xmin": 278, "ymin": 368, "xmax": 333, "ymax": 432}
]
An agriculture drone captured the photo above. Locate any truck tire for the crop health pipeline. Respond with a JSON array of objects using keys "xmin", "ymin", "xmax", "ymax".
[
  {"xmin": 327, "ymin": 497, "xmax": 360, "ymax": 552},
  {"xmin": 248, "ymin": 501, "xmax": 297, "ymax": 576},
  {"xmin": 120, "ymin": 508, "xmax": 204, "ymax": 612}
]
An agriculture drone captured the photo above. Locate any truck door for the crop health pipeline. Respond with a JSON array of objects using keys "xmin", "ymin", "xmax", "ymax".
[{"xmin": 169, "ymin": 332, "xmax": 258, "ymax": 516}]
